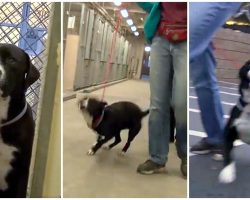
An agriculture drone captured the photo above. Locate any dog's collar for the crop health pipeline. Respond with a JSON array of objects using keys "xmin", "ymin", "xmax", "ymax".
[
  {"xmin": 92, "ymin": 109, "xmax": 105, "ymax": 129},
  {"xmin": 0, "ymin": 102, "xmax": 28, "ymax": 128}
]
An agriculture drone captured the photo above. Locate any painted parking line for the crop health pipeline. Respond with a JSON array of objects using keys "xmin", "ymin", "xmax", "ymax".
[
  {"xmin": 190, "ymin": 86, "xmax": 238, "ymax": 91},
  {"xmin": 220, "ymin": 91, "xmax": 240, "ymax": 96},
  {"xmin": 189, "ymin": 108, "xmax": 229, "ymax": 119},
  {"xmin": 189, "ymin": 130, "xmax": 245, "ymax": 157},
  {"xmin": 219, "ymin": 86, "xmax": 238, "ymax": 90},
  {"xmin": 189, "ymin": 87, "xmax": 239, "ymax": 96},
  {"xmin": 218, "ymin": 80, "xmax": 238, "ymax": 86},
  {"xmin": 189, "ymin": 96, "xmax": 236, "ymax": 106}
]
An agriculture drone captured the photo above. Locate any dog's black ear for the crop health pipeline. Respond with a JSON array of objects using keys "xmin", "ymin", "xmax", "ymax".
[{"xmin": 24, "ymin": 52, "xmax": 40, "ymax": 90}]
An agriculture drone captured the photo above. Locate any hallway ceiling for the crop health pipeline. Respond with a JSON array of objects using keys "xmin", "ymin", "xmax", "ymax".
[{"xmin": 91, "ymin": 2, "xmax": 146, "ymax": 37}]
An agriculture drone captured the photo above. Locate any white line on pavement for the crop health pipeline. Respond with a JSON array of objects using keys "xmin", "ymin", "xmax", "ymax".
[
  {"xmin": 189, "ymin": 109, "xmax": 229, "ymax": 118},
  {"xmin": 189, "ymin": 130, "xmax": 245, "ymax": 156},
  {"xmin": 220, "ymin": 86, "xmax": 238, "ymax": 90},
  {"xmin": 190, "ymin": 86, "xmax": 238, "ymax": 91},
  {"xmin": 220, "ymin": 91, "xmax": 240, "ymax": 96},
  {"xmin": 189, "ymin": 96, "xmax": 236, "ymax": 106},
  {"xmin": 218, "ymin": 81, "xmax": 238, "ymax": 86},
  {"xmin": 189, "ymin": 130, "xmax": 244, "ymax": 146},
  {"xmin": 189, "ymin": 87, "xmax": 239, "ymax": 96}
]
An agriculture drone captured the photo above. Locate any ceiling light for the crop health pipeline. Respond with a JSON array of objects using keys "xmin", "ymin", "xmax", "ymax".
[
  {"xmin": 226, "ymin": 21, "xmax": 235, "ymax": 25},
  {"xmin": 140, "ymin": 17, "xmax": 143, "ymax": 21},
  {"xmin": 134, "ymin": 32, "xmax": 139, "ymax": 36},
  {"xmin": 131, "ymin": 26, "xmax": 136, "ymax": 32},
  {"xmin": 126, "ymin": 19, "xmax": 133, "ymax": 26},
  {"xmin": 114, "ymin": 1, "xmax": 122, "ymax": 6},
  {"xmin": 120, "ymin": 9, "xmax": 128, "ymax": 18},
  {"xmin": 145, "ymin": 46, "xmax": 151, "ymax": 52}
]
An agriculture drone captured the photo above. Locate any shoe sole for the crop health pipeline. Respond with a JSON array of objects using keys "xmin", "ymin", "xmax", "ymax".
[
  {"xmin": 190, "ymin": 149, "xmax": 211, "ymax": 155},
  {"xmin": 137, "ymin": 167, "xmax": 167, "ymax": 175}
]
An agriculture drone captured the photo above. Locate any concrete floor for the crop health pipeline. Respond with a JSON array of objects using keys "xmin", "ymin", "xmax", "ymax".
[{"xmin": 63, "ymin": 80, "xmax": 187, "ymax": 198}]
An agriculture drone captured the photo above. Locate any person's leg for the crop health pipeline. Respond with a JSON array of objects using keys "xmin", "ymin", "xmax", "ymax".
[
  {"xmin": 190, "ymin": 46, "xmax": 224, "ymax": 152},
  {"xmin": 172, "ymin": 41, "xmax": 187, "ymax": 158},
  {"xmin": 172, "ymin": 41, "xmax": 187, "ymax": 176},
  {"xmin": 137, "ymin": 36, "xmax": 172, "ymax": 174},
  {"xmin": 189, "ymin": 2, "xmax": 241, "ymax": 60}
]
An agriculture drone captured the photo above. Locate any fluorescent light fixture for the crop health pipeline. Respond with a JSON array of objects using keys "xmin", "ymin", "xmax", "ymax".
[
  {"xmin": 120, "ymin": 9, "xmax": 128, "ymax": 18},
  {"xmin": 145, "ymin": 46, "xmax": 151, "ymax": 52},
  {"xmin": 126, "ymin": 19, "xmax": 133, "ymax": 26},
  {"xmin": 131, "ymin": 26, "xmax": 136, "ymax": 32},
  {"xmin": 226, "ymin": 20, "xmax": 235, "ymax": 25},
  {"xmin": 134, "ymin": 32, "xmax": 139, "ymax": 36},
  {"xmin": 114, "ymin": 1, "xmax": 121, "ymax": 6}
]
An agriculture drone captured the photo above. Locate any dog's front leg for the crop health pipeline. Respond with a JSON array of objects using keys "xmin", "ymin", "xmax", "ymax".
[
  {"xmin": 87, "ymin": 135, "xmax": 112, "ymax": 155},
  {"xmin": 91, "ymin": 135, "xmax": 105, "ymax": 147},
  {"xmin": 219, "ymin": 125, "xmax": 238, "ymax": 183}
]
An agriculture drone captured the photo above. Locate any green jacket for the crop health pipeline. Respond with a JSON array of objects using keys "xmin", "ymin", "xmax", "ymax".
[{"xmin": 137, "ymin": 2, "xmax": 161, "ymax": 43}]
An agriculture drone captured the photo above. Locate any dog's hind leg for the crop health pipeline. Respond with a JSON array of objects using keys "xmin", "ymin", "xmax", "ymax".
[
  {"xmin": 107, "ymin": 133, "xmax": 122, "ymax": 149},
  {"xmin": 120, "ymin": 124, "xmax": 142, "ymax": 155}
]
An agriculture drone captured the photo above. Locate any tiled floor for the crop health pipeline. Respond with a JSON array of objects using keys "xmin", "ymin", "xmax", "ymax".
[{"xmin": 63, "ymin": 80, "xmax": 187, "ymax": 198}]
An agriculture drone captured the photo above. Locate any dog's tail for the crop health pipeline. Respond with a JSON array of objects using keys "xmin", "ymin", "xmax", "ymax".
[{"xmin": 141, "ymin": 109, "xmax": 150, "ymax": 118}]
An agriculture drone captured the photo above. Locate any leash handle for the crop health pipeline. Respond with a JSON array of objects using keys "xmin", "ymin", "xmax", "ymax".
[{"xmin": 101, "ymin": 13, "xmax": 122, "ymax": 101}]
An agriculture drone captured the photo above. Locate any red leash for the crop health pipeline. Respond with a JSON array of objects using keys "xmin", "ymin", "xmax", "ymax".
[{"xmin": 101, "ymin": 13, "xmax": 122, "ymax": 101}]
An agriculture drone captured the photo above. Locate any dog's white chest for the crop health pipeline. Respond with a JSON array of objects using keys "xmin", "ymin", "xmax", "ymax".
[
  {"xmin": 0, "ymin": 95, "xmax": 17, "ymax": 191},
  {"xmin": 82, "ymin": 111, "xmax": 93, "ymax": 128},
  {"xmin": 0, "ymin": 95, "xmax": 10, "ymax": 123},
  {"xmin": 0, "ymin": 135, "xmax": 17, "ymax": 191}
]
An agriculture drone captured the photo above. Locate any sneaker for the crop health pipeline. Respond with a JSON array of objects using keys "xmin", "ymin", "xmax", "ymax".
[
  {"xmin": 137, "ymin": 160, "xmax": 167, "ymax": 175},
  {"xmin": 180, "ymin": 158, "xmax": 187, "ymax": 178},
  {"xmin": 190, "ymin": 138, "xmax": 222, "ymax": 154}
]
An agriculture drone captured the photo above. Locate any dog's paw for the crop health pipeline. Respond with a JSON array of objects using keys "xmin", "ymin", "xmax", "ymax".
[
  {"xmin": 86, "ymin": 149, "xmax": 95, "ymax": 156},
  {"xmin": 103, "ymin": 145, "xmax": 110, "ymax": 150},
  {"xmin": 118, "ymin": 151, "xmax": 126, "ymax": 157},
  {"xmin": 213, "ymin": 153, "xmax": 224, "ymax": 161},
  {"xmin": 218, "ymin": 162, "xmax": 236, "ymax": 184}
]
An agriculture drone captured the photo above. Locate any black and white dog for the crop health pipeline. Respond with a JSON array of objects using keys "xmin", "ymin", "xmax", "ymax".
[
  {"xmin": 78, "ymin": 96, "xmax": 150, "ymax": 156},
  {"xmin": 219, "ymin": 60, "xmax": 250, "ymax": 184},
  {"xmin": 78, "ymin": 95, "xmax": 176, "ymax": 156},
  {"xmin": 0, "ymin": 44, "xmax": 40, "ymax": 197}
]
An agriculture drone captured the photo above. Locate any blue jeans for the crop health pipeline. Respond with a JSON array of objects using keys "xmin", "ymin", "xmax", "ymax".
[
  {"xmin": 149, "ymin": 36, "xmax": 187, "ymax": 165},
  {"xmin": 190, "ymin": 2, "xmax": 241, "ymax": 144}
]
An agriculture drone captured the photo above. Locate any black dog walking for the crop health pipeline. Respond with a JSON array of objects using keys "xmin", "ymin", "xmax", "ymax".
[{"xmin": 78, "ymin": 96, "xmax": 149, "ymax": 156}]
